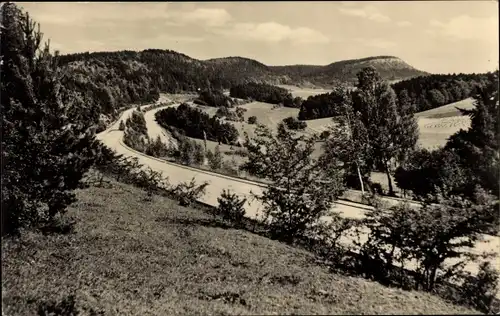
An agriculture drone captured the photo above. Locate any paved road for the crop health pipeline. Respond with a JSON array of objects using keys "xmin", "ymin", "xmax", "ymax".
[
  {"xmin": 143, "ymin": 105, "xmax": 179, "ymax": 149},
  {"xmin": 97, "ymin": 105, "xmax": 500, "ymax": 290}
]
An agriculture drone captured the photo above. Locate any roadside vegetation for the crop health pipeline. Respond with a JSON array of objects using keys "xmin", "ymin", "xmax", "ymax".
[
  {"xmin": 155, "ymin": 103, "xmax": 240, "ymax": 145},
  {"xmin": 2, "ymin": 2, "xmax": 499, "ymax": 315}
]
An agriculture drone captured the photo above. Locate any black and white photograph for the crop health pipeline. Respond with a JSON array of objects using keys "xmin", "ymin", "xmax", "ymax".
[{"xmin": 1, "ymin": 1, "xmax": 499, "ymax": 315}]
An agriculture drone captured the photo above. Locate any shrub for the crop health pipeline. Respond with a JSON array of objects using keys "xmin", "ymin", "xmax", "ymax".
[
  {"xmin": 145, "ymin": 136, "xmax": 169, "ymax": 158},
  {"xmin": 357, "ymin": 195, "xmax": 496, "ymax": 291},
  {"xmin": 242, "ymin": 123, "xmax": 345, "ymax": 241},
  {"xmin": 217, "ymin": 189, "xmax": 247, "ymax": 227},
  {"xmin": 193, "ymin": 98, "xmax": 208, "ymax": 106},
  {"xmin": 282, "ymin": 116, "xmax": 307, "ymax": 130},
  {"xmin": 248, "ymin": 116, "xmax": 258, "ymax": 124},
  {"xmin": 394, "ymin": 147, "xmax": 467, "ymax": 200},
  {"xmin": 119, "ymin": 120, "xmax": 125, "ymax": 131},
  {"xmin": 222, "ymin": 157, "xmax": 240, "ymax": 176},
  {"xmin": 193, "ymin": 142, "xmax": 205, "ymax": 165},
  {"xmin": 308, "ymin": 216, "xmax": 358, "ymax": 259},
  {"xmin": 172, "ymin": 178, "xmax": 209, "ymax": 207},
  {"xmin": 37, "ymin": 295, "xmax": 79, "ymax": 316},
  {"xmin": 215, "ymin": 106, "xmax": 231, "ymax": 118},
  {"xmin": 207, "ymin": 145, "xmax": 223, "ymax": 170},
  {"xmin": 460, "ymin": 261, "xmax": 499, "ymax": 314},
  {"xmin": 319, "ymin": 130, "xmax": 330, "ymax": 140}
]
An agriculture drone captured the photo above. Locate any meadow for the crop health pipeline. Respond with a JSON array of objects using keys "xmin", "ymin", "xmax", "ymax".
[{"xmin": 1, "ymin": 178, "xmax": 478, "ymax": 315}]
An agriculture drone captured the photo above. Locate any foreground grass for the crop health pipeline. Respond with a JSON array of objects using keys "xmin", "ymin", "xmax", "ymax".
[{"xmin": 2, "ymin": 179, "xmax": 478, "ymax": 315}]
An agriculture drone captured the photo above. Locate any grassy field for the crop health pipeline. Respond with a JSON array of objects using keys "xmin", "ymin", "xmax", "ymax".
[
  {"xmin": 2, "ymin": 179, "xmax": 479, "ymax": 315},
  {"xmin": 277, "ymin": 84, "xmax": 332, "ymax": 99}
]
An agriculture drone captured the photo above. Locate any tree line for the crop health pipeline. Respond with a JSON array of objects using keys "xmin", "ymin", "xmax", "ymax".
[
  {"xmin": 229, "ymin": 82, "xmax": 303, "ymax": 107},
  {"xmin": 391, "ymin": 73, "xmax": 493, "ymax": 112},
  {"xmin": 298, "ymin": 72, "xmax": 493, "ymax": 120},
  {"xmin": 154, "ymin": 103, "xmax": 240, "ymax": 145}
]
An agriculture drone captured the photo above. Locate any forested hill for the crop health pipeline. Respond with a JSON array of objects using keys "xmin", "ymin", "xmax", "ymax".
[
  {"xmin": 298, "ymin": 72, "xmax": 495, "ymax": 120},
  {"xmin": 56, "ymin": 49, "xmax": 428, "ymax": 122},
  {"xmin": 271, "ymin": 56, "xmax": 429, "ymax": 87}
]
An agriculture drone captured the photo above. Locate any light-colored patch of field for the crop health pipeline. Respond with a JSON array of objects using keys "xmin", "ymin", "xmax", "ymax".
[
  {"xmin": 417, "ymin": 116, "xmax": 471, "ymax": 150},
  {"xmin": 278, "ymin": 84, "xmax": 332, "ymax": 99},
  {"xmin": 415, "ymin": 98, "xmax": 474, "ymax": 150},
  {"xmin": 1, "ymin": 179, "xmax": 479, "ymax": 315},
  {"xmin": 415, "ymin": 98, "xmax": 475, "ymax": 119}
]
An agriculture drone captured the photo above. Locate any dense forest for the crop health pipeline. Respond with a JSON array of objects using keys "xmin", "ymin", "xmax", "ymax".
[
  {"xmin": 155, "ymin": 103, "xmax": 240, "ymax": 145},
  {"xmin": 195, "ymin": 89, "xmax": 235, "ymax": 108},
  {"xmin": 298, "ymin": 88, "xmax": 353, "ymax": 120},
  {"xmin": 391, "ymin": 73, "xmax": 493, "ymax": 112},
  {"xmin": 298, "ymin": 72, "xmax": 494, "ymax": 120},
  {"xmin": 229, "ymin": 82, "xmax": 303, "ymax": 107},
  {"xmin": 55, "ymin": 50, "xmax": 430, "ymax": 126}
]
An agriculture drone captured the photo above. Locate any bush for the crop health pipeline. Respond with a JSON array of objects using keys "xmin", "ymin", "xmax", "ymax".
[
  {"xmin": 242, "ymin": 123, "xmax": 345, "ymax": 241},
  {"xmin": 394, "ymin": 148, "xmax": 468, "ymax": 200},
  {"xmin": 460, "ymin": 261, "xmax": 499, "ymax": 314},
  {"xmin": 193, "ymin": 98, "xmax": 208, "ymax": 106},
  {"xmin": 145, "ymin": 136, "xmax": 169, "ymax": 158},
  {"xmin": 248, "ymin": 116, "xmax": 258, "ymax": 124},
  {"xmin": 215, "ymin": 106, "xmax": 231, "ymax": 118},
  {"xmin": 172, "ymin": 178, "xmax": 209, "ymax": 207},
  {"xmin": 193, "ymin": 142, "xmax": 205, "ymax": 165},
  {"xmin": 207, "ymin": 145, "xmax": 223, "ymax": 170},
  {"xmin": 282, "ymin": 116, "xmax": 307, "ymax": 130},
  {"xmin": 217, "ymin": 189, "xmax": 247, "ymax": 227},
  {"xmin": 119, "ymin": 120, "xmax": 125, "ymax": 131},
  {"xmin": 357, "ymin": 196, "xmax": 495, "ymax": 291}
]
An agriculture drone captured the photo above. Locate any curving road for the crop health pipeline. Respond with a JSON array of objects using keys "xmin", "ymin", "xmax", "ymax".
[{"xmin": 97, "ymin": 104, "xmax": 500, "ymax": 291}]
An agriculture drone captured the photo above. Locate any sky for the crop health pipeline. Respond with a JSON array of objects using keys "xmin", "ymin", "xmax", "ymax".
[{"xmin": 17, "ymin": 1, "xmax": 499, "ymax": 74}]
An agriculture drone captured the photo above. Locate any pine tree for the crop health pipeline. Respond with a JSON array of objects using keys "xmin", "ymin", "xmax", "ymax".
[{"xmin": 1, "ymin": 3, "xmax": 99, "ymax": 235}]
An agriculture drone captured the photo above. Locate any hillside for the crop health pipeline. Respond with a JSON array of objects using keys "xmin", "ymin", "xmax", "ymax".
[
  {"xmin": 1, "ymin": 179, "xmax": 478, "ymax": 315},
  {"xmin": 271, "ymin": 56, "xmax": 429, "ymax": 87},
  {"xmin": 56, "ymin": 50, "xmax": 428, "ymax": 122}
]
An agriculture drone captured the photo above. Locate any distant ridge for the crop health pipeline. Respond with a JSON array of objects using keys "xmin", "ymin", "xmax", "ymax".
[{"xmin": 59, "ymin": 49, "xmax": 429, "ymax": 89}]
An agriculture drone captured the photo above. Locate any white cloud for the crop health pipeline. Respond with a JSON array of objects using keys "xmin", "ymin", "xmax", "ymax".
[
  {"xmin": 428, "ymin": 15, "xmax": 498, "ymax": 42},
  {"xmin": 28, "ymin": 3, "xmax": 172, "ymax": 26},
  {"xmin": 397, "ymin": 21, "xmax": 412, "ymax": 27},
  {"xmin": 216, "ymin": 22, "xmax": 330, "ymax": 44},
  {"xmin": 169, "ymin": 8, "xmax": 232, "ymax": 27},
  {"xmin": 338, "ymin": 5, "xmax": 391, "ymax": 23},
  {"xmin": 355, "ymin": 38, "xmax": 396, "ymax": 49}
]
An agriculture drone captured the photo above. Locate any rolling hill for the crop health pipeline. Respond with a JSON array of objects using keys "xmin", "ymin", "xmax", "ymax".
[
  {"xmin": 270, "ymin": 56, "xmax": 429, "ymax": 87},
  {"xmin": 57, "ymin": 49, "xmax": 429, "ymax": 120}
]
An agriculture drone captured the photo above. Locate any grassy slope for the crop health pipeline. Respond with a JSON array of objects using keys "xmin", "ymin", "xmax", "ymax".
[{"xmin": 2, "ymin": 179, "xmax": 478, "ymax": 315}]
